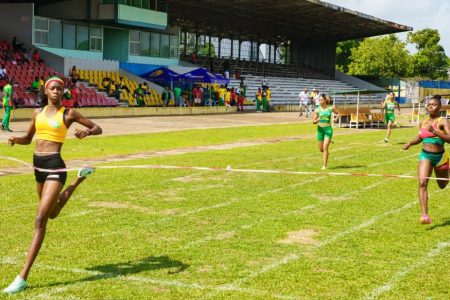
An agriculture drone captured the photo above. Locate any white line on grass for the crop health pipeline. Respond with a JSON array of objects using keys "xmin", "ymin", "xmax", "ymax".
[
  {"xmin": 364, "ymin": 240, "xmax": 450, "ymax": 300},
  {"xmin": 201, "ymin": 188, "xmax": 446, "ymax": 299},
  {"xmin": 182, "ymin": 171, "xmax": 414, "ymax": 250}
]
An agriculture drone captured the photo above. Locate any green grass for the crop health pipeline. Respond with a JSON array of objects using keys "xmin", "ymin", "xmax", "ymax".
[{"xmin": 0, "ymin": 122, "xmax": 449, "ymax": 299}]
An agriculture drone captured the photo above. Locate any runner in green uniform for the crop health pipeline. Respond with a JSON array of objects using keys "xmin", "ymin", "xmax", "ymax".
[
  {"xmin": 382, "ymin": 93, "xmax": 400, "ymax": 143},
  {"xmin": 313, "ymin": 94, "xmax": 339, "ymax": 170}
]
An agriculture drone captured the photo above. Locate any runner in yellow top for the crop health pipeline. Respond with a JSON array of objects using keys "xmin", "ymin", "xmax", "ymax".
[{"xmin": 3, "ymin": 77, "xmax": 102, "ymax": 294}]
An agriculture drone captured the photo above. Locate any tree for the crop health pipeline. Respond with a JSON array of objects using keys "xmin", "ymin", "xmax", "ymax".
[
  {"xmin": 348, "ymin": 35, "xmax": 411, "ymax": 78},
  {"xmin": 197, "ymin": 42, "xmax": 216, "ymax": 57},
  {"xmin": 407, "ymin": 28, "xmax": 448, "ymax": 80},
  {"xmin": 336, "ymin": 39, "xmax": 361, "ymax": 73}
]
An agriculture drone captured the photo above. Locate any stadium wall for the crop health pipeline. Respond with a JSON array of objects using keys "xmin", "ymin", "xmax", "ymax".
[
  {"xmin": 4, "ymin": 107, "xmax": 236, "ymax": 121},
  {"xmin": 0, "ymin": 3, "xmax": 34, "ymax": 48},
  {"xmin": 36, "ymin": 0, "xmax": 87, "ymax": 20}
]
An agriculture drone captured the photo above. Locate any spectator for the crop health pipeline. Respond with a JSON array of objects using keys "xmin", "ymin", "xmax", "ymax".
[
  {"xmin": 255, "ymin": 87, "xmax": 262, "ymax": 112},
  {"xmin": 262, "ymin": 87, "xmax": 269, "ymax": 112},
  {"xmin": 30, "ymin": 76, "xmax": 40, "ymax": 95},
  {"xmin": 190, "ymin": 52, "xmax": 197, "ymax": 64},
  {"xmin": 237, "ymin": 92, "xmax": 245, "ymax": 112},
  {"xmin": 1, "ymin": 78, "xmax": 14, "ymax": 132},
  {"xmin": 261, "ymin": 76, "xmax": 268, "ymax": 89},
  {"xmin": 142, "ymin": 82, "xmax": 150, "ymax": 95},
  {"xmin": 23, "ymin": 48, "xmax": 33, "ymax": 63},
  {"xmin": 234, "ymin": 69, "xmax": 241, "ymax": 80},
  {"xmin": 174, "ymin": 84, "xmax": 182, "ymax": 107},
  {"xmin": 102, "ymin": 76, "xmax": 111, "ymax": 92},
  {"xmin": 298, "ymin": 87, "xmax": 309, "ymax": 117},
  {"xmin": 162, "ymin": 86, "xmax": 170, "ymax": 107},
  {"xmin": 192, "ymin": 84, "xmax": 202, "ymax": 106},
  {"xmin": 134, "ymin": 84, "xmax": 145, "ymax": 107},
  {"xmin": 32, "ymin": 49, "xmax": 43, "ymax": 63},
  {"xmin": 38, "ymin": 76, "xmax": 45, "ymax": 90},
  {"xmin": 217, "ymin": 85, "xmax": 226, "ymax": 106},
  {"xmin": 224, "ymin": 88, "xmax": 231, "ymax": 110},
  {"xmin": 230, "ymin": 87, "xmax": 237, "ymax": 106},
  {"xmin": 0, "ymin": 64, "xmax": 7, "ymax": 80},
  {"xmin": 62, "ymin": 85, "xmax": 73, "ymax": 108},
  {"xmin": 223, "ymin": 60, "xmax": 230, "ymax": 79},
  {"xmin": 69, "ymin": 65, "xmax": 79, "ymax": 84},
  {"xmin": 12, "ymin": 36, "xmax": 24, "ymax": 51}
]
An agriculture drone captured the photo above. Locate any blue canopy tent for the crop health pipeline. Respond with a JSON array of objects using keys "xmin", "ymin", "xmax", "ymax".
[
  {"xmin": 141, "ymin": 66, "xmax": 180, "ymax": 88},
  {"xmin": 178, "ymin": 68, "xmax": 230, "ymax": 106}
]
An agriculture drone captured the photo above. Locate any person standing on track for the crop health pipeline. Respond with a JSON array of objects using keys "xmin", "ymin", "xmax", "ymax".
[
  {"xmin": 313, "ymin": 94, "xmax": 339, "ymax": 170},
  {"xmin": 3, "ymin": 76, "xmax": 102, "ymax": 294},
  {"xmin": 402, "ymin": 95, "xmax": 450, "ymax": 225}
]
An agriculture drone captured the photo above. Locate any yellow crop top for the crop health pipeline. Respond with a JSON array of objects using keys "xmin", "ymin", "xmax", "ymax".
[{"xmin": 35, "ymin": 106, "xmax": 68, "ymax": 143}]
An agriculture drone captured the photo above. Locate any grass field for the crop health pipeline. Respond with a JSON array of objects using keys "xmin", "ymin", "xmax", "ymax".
[{"xmin": 0, "ymin": 120, "xmax": 449, "ymax": 300}]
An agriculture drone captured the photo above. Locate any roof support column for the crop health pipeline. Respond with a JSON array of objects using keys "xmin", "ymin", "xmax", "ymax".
[
  {"xmin": 230, "ymin": 39, "xmax": 234, "ymax": 59},
  {"xmin": 268, "ymin": 42, "xmax": 272, "ymax": 64},
  {"xmin": 208, "ymin": 34, "xmax": 212, "ymax": 57},
  {"xmin": 256, "ymin": 42, "xmax": 260, "ymax": 62},
  {"xmin": 183, "ymin": 31, "xmax": 187, "ymax": 56},
  {"xmin": 250, "ymin": 42, "xmax": 253, "ymax": 61},
  {"xmin": 218, "ymin": 37, "xmax": 222, "ymax": 58},
  {"xmin": 238, "ymin": 38, "xmax": 241, "ymax": 60},
  {"xmin": 195, "ymin": 32, "xmax": 199, "ymax": 54}
]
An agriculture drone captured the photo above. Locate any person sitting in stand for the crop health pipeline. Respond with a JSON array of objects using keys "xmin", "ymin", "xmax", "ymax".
[
  {"xmin": 12, "ymin": 36, "xmax": 24, "ymax": 51},
  {"xmin": 134, "ymin": 84, "xmax": 145, "ymax": 107},
  {"xmin": 69, "ymin": 65, "xmax": 79, "ymax": 84},
  {"xmin": 30, "ymin": 76, "xmax": 40, "ymax": 95},
  {"xmin": 32, "ymin": 50, "xmax": 43, "ymax": 63},
  {"xmin": 0, "ymin": 64, "xmax": 7, "ymax": 80}
]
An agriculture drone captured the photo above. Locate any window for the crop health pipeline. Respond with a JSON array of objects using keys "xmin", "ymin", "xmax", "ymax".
[
  {"xmin": 160, "ymin": 34, "xmax": 169, "ymax": 58},
  {"xmin": 169, "ymin": 35, "xmax": 179, "ymax": 58},
  {"xmin": 90, "ymin": 26, "xmax": 102, "ymax": 51},
  {"xmin": 34, "ymin": 17, "xmax": 48, "ymax": 45},
  {"xmin": 140, "ymin": 31, "xmax": 150, "ymax": 56},
  {"xmin": 131, "ymin": 0, "xmax": 142, "ymax": 7},
  {"xmin": 48, "ymin": 20, "xmax": 62, "ymax": 48},
  {"xmin": 63, "ymin": 23, "xmax": 76, "ymax": 49},
  {"xmin": 129, "ymin": 30, "xmax": 140, "ymax": 55},
  {"xmin": 77, "ymin": 25, "xmax": 89, "ymax": 50},
  {"xmin": 150, "ymin": 32, "xmax": 160, "ymax": 57}
]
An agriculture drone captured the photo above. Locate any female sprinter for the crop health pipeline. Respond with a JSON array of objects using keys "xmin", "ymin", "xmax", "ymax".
[
  {"xmin": 382, "ymin": 93, "xmax": 401, "ymax": 143},
  {"xmin": 3, "ymin": 76, "xmax": 102, "ymax": 294},
  {"xmin": 313, "ymin": 94, "xmax": 339, "ymax": 170},
  {"xmin": 402, "ymin": 95, "xmax": 450, "ymax": 224}
]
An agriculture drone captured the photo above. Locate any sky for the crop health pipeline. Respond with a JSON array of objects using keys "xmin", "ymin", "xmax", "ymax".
[{"xmin": 325, "ymin": 0, "xmax": 450, "ymax": 55}]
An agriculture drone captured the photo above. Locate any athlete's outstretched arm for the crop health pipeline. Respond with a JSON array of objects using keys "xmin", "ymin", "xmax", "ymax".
[
  {"xmin": 402, "ymin": 122, "xmax": 423, "ymax": 150},
  {"xmin": 8, "ymin": 109, "xmax": 38, "ymax": 146},
  {"xmin": 66, "ymin": 109, "xmax": 102, "ymax": 139}
]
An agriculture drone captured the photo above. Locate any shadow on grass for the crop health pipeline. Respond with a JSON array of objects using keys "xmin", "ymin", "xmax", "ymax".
[
  {"xmin": 427, "ymin": 219, "xmax": 450, "ymax": 230},
  {"xmin": 43, "ymin": 255, "xmax": 189, "ymax": 288},
  {"xmin": 330, "ymin": 165, "xmax": 366, "ymax": 170}
]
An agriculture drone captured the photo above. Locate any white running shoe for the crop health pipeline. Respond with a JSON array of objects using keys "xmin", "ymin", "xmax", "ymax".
[
  {"xmin": 3, "ymin": 275, "xmax": 28, "ymax": 294},
  {"xmin": 384, "ymin": 138, "xmax": 389, "ymax": 143},
  {"xmin": 321, "ymin": 166, "xmax": 327, "ymax": 170},
  {"xmin": 77, "ymin": 167, "xmax": 95, "ymax": 178}
]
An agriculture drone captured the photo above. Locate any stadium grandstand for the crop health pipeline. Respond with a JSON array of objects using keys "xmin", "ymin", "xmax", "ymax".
[{"xmin": 0, "ymin": 0, "xmax": 411, "ymax": 113}]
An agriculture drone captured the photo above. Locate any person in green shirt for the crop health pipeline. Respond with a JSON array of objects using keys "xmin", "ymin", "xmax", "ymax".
[
  {"xmin": 134, "ymin": 84, "xmax": 145, "ymax": 107},
  {"xmin": 174, "ymin": 85, "xmax": 182, "ymax": 107},
  {"xmin": 2, "ymin": 78, "xmax": 14, "ymax": 132},
  {"xmin": 30, "ymin": 76, "xmax": 40, "ymax": 95}
]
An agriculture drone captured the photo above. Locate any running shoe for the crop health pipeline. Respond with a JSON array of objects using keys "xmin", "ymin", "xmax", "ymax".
[
  {"xmin": 3, "ymin": 275, "xmax": 28, "ymax": 294},
  {"xmin": 384, "ymin": 138, "xmax": 389, "ymax": 143},
  {"xmin": 321, "ymin": 166, "xmax": 327, "ymax": 170},
  {"xmin": 77, "ymin": 167, "xmax": 95, "ymax": 178},
  {"xmin": 420, "ymin": 214, "xmax": 431, "ymax": 225},
  {"xmin": 5, "ymin": 128, "xmax": 12, "ymax": 132},
  {"xmin": 0, "ymin": 124, "xmax": 5, "ymax": 132}
]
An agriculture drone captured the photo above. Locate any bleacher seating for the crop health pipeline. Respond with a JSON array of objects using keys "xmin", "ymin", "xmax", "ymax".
[
  {"xmin": 335, "ymin": 106, "xmax": 385, "ymax": 128},
  {"xmin": 79, "ymin": 69, "xmax": 162, "ymax": 106},
  {"xmin": 0, "ymin": 40, "xmax": 116, "ymax": 108}
]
